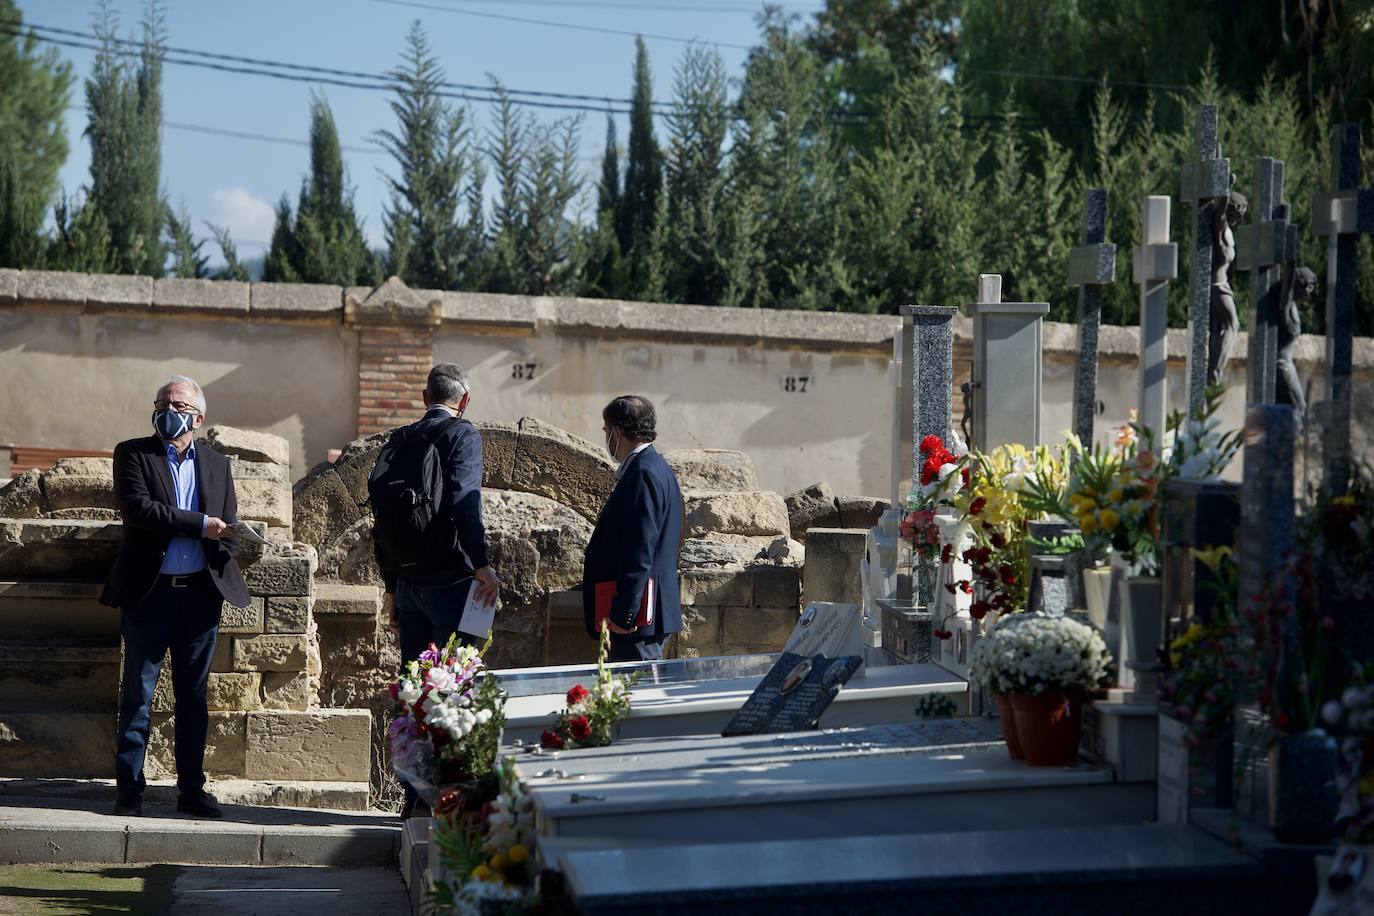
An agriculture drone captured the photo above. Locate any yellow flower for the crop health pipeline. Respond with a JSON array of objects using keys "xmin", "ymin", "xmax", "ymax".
[
  {"xmin": 1192, "ymin": 545, "xmax": 1233, "ymax": 573},
  {"xmin": 1099, "ymin": 509, "xmax": 1120, "ymax": 531},
  {"xmin": 491, "ymin": 872, "xmax": 508, "ymax": 885},
  {"xmin": 1081, "ymin": 514, "xmax": 1098, "ymax": 535},
  {"xmin": 1082, "ymin": 485, "xmax": 1098, "ymax": 498},
  {"xmin": 508, "ymin": 844, "xmax": 529, "ymax": 864},
  {"xmin": 490, "ymin": 853, "xmax": 509, "ymax": 870},
  {"xmin": 1107, "ymin": 488, "xmax": 1124, "ymax": 505},
  {"xmin": 471, "ymin": 865, "xmax": 492, "ymax": 880}
]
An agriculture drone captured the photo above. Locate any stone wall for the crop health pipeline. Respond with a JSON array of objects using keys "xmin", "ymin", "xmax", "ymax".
[
  {"xmin": 0, "ymin": 427, "xmax": 371, "ymax": 810},
  {"xmin": 11, "ymin": 270, "xmax": 1370, "ymax": 498}
]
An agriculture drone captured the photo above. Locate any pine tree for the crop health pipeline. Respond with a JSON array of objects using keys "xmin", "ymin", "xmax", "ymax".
[
  {"xmin": 207, "ymin": 222, "xmax": 249, "ymax": 281},
  {"xmin": 0, "ymin": 1, "xmax": 74, "ymax": 267},
  {"xmin": 376, "ymin": 21, "xmax": 482, "ymax": 291},
  {"xmin": 618, "ymin": 37, "xmax": 664, "ymax": 299},
  {"xmin": 165, "ymin": 203, "xmax": 206, "ymax": 278},
  {"xmin": 664, "ymin": 43, "xmax": 729, "ymax": 304},
  {"xmin": 265, "ymin": 94, "xmax": 378, "ymax": 285},
  {"xmin": 85, "ymin": 0, "xmax": 166, "ymax": 276}
]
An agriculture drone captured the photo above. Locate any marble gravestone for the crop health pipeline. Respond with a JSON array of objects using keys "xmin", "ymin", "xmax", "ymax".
[
  {"xmin": 720, "ymin": 652, "xmax": 863, "ymax": 736},
  {"xmin": 1311, "ymin": 122, "xmax": 1374, "ymax": 495},
  {"xmin": 1068, "ymin": 188, "xmax": 1117, "ymax": 448},
  {"xmin": 1133, "ymin": 196, "xmax": 1179, "ymax": 440},
  {"xmin": 966, "ymin": 274, "xmax": 1049, "ymax": 452},
  {"xmin": 1179, "ymin": 105, "xmax": 1231, "ymax": 418},
  {"xmin": 1234, "ymin": 157, "xmax": 1298, "ymax": 404}
]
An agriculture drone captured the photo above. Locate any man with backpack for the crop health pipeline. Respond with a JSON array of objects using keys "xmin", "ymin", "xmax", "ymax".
[{"xmin": 370, "ymin": 363, "xmax": 500, "ymax": 662}]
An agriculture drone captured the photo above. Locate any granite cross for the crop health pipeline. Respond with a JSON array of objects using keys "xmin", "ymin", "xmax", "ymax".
[
  {"xmin": 1311, "ymin": 123, "xmax": 1374, "ymax": 494},
  {"xmin": 1235, "ymin": 157, "xmax": 1299, "ymax": 404},
  {"xmin": 1179, "ymin": 105, "xmax": 1231, "ymax": 418},
  {"xmin": 1068, "ymin": 188, "xmax": 1118, "ymax": 447},
  {"xmin": 967, "ymin": 274, "xmax": 1049, "ymax": 452},
  {"xmin": 1132, "ymin": 196, "xmax": 1179, "ymax": 442}
]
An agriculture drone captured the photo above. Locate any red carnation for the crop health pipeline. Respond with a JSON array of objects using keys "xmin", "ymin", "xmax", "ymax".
[
  {"xmin": 540, "ymin": 729, "xmax": 565, "ymax": 750},
  {"xmin": 999, "ymin": 564, "xmax": 1016, "ymax": 586},
  {"xmin": 566, "ymin": 684, "xmax": 591, "ymax": 706},
  {"xmin": 434, "ymin": 787, "xmax": 464, "ymax": 817},
  {"xmin": 940, "ymin": 543, "xmax": 953, "ymax": 564},
  {"xmin": 961, "ymin": 466, "xmax": 970, "ymax": 487},
  {"xmin": 969, "ymin": 496, "xmax": 987, "ymax": 515},
  {"xmin": 569, "ymin": 715, "xmax": 592, "ymax": 742},
  {"xmin": 389, "ymin": 683, "xmax": 400, "ymax": 701},
  {"xmin": 957, "ymin": 580, "xmax": 973, "ymax": 594},
  {"xmin": 944, "ymin": 583, "xmax": 957, "ymax": 595},
  {"xmin": 969, "ymin": 601, "xmax": 992, "ymax": 620},
  {"xmin": 932, "ymin": 629, "xmax": 953, "ymax": 640},
  {"xmin": 920, "ymin": 435, "xmax": 943, "ymax": 455}
]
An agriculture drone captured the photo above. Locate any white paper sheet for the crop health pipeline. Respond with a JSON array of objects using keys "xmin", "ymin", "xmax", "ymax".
[{"xmin": 458, "ymin": 586, "xmax": 498, "ymax": 638}]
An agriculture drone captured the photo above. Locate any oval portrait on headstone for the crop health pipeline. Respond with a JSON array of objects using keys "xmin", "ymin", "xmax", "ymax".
[
  {"xmin": 821, "ymin": 658, "xmax": 849, "ymax": 691},
  {"xmin": 799, "ymin": 606, "xmax": 817, "ymax": 628},
  {"xmin": 780, "ymin": 659, "xmax": 813, "ymax": 695}
]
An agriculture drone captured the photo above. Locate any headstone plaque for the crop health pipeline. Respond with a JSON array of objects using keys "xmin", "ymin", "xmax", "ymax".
[
  {"xmin": 720, "ymin": 652, "xmax": 863, "ymax": 737},
  {"xmin": 783, "ymin": 602, "xmax": 864, "ymax": 661}
]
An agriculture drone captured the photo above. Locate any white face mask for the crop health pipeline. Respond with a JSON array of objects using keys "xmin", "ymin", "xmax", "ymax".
[{"xmin": 605, "ymin": 428, "xmax": 621, "ymax": 460}]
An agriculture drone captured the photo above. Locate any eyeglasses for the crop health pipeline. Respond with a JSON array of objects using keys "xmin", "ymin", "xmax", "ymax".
[{"xmin": 154, "ymin": 399, "xmax": 201, "ymax": 414}]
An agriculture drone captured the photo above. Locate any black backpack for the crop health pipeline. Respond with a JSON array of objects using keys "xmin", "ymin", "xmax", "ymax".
[{"xmin": 367, "ymin": 417, "xmax": 461, "ymax": 577}]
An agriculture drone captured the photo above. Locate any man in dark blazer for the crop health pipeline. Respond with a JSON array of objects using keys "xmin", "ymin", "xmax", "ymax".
[
  {"xmin": 583, "ymin": 395, "xmax": 683, "ymax": 663},
  {"xmin": 102, "ymin": 375, "xmax": 250, "ymax": 818}
]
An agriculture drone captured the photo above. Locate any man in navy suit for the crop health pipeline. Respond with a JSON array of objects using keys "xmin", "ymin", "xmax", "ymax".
[
  {"xmin": 583, "ymin": 395, "xmax": 683, "ymax": 663},
  {"xmin": 102, "ymin": 375, "xmax": 250, "ymax": 819}
]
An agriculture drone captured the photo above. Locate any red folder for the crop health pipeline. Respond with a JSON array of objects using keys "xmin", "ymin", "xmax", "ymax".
[{"xmin": 594, "ymin": 578, "xmax": 655, "ymax": 631}]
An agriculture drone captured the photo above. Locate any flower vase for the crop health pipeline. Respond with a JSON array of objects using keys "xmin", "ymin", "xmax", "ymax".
[
  {"xmin": 1119, "ymin": 575, "xmax": 1163, "ymax": 695},
  {"xmin": 1082, "ymin": 566, "xmax": 1112, "ymax": 632},
  {"xmin": 1269, "ymin": 729, "xmax": 1339, "ymax": 844},
  {"xmin": 994, "ymin": 694, "xmax": 1024, "ymax": 760},
  {"xmin": 1010, "ymin": 692, "xmax": 1084, "ymax": 766}
]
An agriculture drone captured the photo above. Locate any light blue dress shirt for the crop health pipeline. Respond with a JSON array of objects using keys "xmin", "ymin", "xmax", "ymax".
[{"xmin": 159, "ymin": 441, "xmax": 208, "ymax": 575}]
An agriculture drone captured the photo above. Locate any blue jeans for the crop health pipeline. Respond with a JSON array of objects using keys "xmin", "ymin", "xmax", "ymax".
[
  {"xmin": 396, "ymin": 572, "xmax": 478, "ymax": 664},
  {"xmin": 115, "ymin": 574, "xmax": 220, "ymax": 800}
]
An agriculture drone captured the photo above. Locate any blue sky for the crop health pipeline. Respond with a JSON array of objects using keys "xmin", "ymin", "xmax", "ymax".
[{"xmin": 17, "ymin": 0, "xmax": 824, "ymax": 263}]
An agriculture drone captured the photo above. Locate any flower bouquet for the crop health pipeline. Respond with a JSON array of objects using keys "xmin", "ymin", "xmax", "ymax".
[
  {"xmin": 900, "ymin": 434, "xmax": 969, "ymax": 564},
  {"xmin": 1160, "ymin": 546, "xmax": 1243, "ymax": 746},
  {"xmin": 540, "ymin": 625, "xmax": 639, "ymax": 750},
  {"xmin": 970, "ymin": 612, "xmax": 1112, "ymax": 765},
  {"xmin": 389, "ymin": 634, "xmax": 507, "ymax": 803}
]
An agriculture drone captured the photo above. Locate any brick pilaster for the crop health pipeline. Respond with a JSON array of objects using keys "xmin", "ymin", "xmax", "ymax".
[{"xmin": 356, "ymin": 326, "xmax": 433, "ymax": 438}]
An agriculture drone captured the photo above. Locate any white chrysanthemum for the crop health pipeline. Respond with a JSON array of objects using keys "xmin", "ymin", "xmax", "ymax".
[{"xmin": 398, "ymin": 680, "xmax": 422, "ymax": 704}]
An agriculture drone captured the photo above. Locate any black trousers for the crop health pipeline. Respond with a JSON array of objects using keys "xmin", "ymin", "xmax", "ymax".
[
  {"xmin": 115, "ymin": 573, "xmax": 221, "ymax": 800},
  {"xmin": 607, "ymin": 632, "xmax": 673, "ymax": 663}
]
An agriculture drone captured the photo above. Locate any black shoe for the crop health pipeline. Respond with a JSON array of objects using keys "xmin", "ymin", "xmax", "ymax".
[
  {"xmin": 176, "ymin": 791, "xmax": 222, "ymax": 819},
  {"xmin": 113, "ymin": 796, "xmax": 142, "ymax": 816}
]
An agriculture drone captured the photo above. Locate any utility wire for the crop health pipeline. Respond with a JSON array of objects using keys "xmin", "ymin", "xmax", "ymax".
[
  {"xmin": 421, "ymin": 0, "xmax": 807, "ymax": 12},
  {"xmin": 371, "ymin": 0, "xmax": 754, "ymax": 50}
]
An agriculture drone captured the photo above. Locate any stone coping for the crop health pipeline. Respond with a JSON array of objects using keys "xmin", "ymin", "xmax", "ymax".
[{"xmin": 4, "ymin": 267, "xmax": 1372, "ymax": 365}]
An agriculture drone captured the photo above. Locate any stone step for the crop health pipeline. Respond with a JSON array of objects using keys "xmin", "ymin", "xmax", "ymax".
[
  {"xmin": 0, "ymin": 776, "xmax": 371, "ymax": 812},
  {"xmin": 0, "ymin": 644, "xmax": 121, "ymax": 710},
  {"xmin": 312, "ymin": 583, "xmax": 382, "ymax": 617},
  {"xmin": 0, "ymin": 711, "xmax": 115, "ymax": 778},
  {"xmin": 0, "ymin": 520, "xmax": 122, "ymax": 580},
  {"xmin": 0, "ymin": 579, "xmax": 119, "ymax": 641},
  {"xmin": 0, "ymin": 792, "xmax": 397, "ymax": 866}
]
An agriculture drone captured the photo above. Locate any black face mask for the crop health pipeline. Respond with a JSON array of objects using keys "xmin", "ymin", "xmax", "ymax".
[{"xmin": 152, "ymin": 409, "xmax": 195, "ymax": 441}]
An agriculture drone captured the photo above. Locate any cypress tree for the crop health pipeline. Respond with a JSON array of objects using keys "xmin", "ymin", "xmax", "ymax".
[
  {"xmin": 618, "ymin": 37, "xmax": 663, "ymax": 300},
  {"xmin": 664, "ymin": 43, "xmax": 729, "ymax": 304},
  {"xmin": 165, "ymin": 203, "xmax": 206, "ymax": 278},
  {"xmin": 207, "ymin": 222, "xmax": 249, "ymax": 281},
  {"xmin": 85, "ymin": 0, "xmax": 166, "ymax": 276},
  {"xmin": 376, "ymin": 21, "xmax": 482, "ymax": 290},
  {"xmin": 581, "ymin": 114, "xmax": 625, "ymax": 298},
  {"xmin": 262, "ymin": 195, "xmax": 299, "ymax": 282}
]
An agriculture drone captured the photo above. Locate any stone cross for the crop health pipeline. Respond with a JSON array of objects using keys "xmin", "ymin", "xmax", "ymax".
[
  {"xmin": 900, "ymin": 304, "xmax": 958, "ymax": 605},
  {"xmin": 1179, "ymin": 105, "xmax": 1231, "ymax": 418},
  {"xmin": 1311, "ymin": 123, "xmax": 1374, "ymax": 494},
  {"xmin": 967, "ymin": 274, "xmax": 1049, "ymax": 452},
  {"xmin": 1235, "ymin": 158, "xmax": 1298, "ymax": 404},
  {"xmin": 1132, "ymin": 196, "xmax": 1179, "ymax": 442},
  {"xmin": 1068, "ymin": 188, "xmax": 1117, "ymax": 447}
]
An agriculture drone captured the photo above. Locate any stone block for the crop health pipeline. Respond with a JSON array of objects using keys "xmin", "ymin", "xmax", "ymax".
[
  {"xmin": 510, "ymin": 417, "xmax": 615, "ymax": 522},
  {"xmin": 17, "ymin": 269, "xmax": 92, "ymax": 308},
  {"xmin": 662, "ymin": 449, "xmax": 759, "ymax": 492},
  {"xmin": 145, "ymin": 711, "xmax": 246, "ymax": 778},
  {"xmin": 250, "ymin": 281, "xmax": 344, "ymax": 319},
  {"xmin": 0, "ymin": 711, "xmax": 113, "ymax": 777},
  {"xmin": 244, "ymin": 709, "xmax": 371, "ymax": 782},
  {"xmin": 318, "ymin": 616, "xmax": 379, "ymax": 670},
  {"xmin": 802, "ymin": 528, "xmax": 867, "ymax": 607},
  {"xmin": 0, "ymin": 519, "xmax": 122, "ymax": 579},
  {"xmin": 0, "ymin": 469, "xmax": 47, "ymax": 517},
  {"xmin": 478, "ymin": 421, "xmax": 519, "ymax": 490},
  {"xmin": 313, "ymin": 583, "xmax": 382, "ymax": 617},
  {"xmin": 86, "ymin": 273, "xmax": 153, "ymax": 310},
  {"xmin": 154, "ymin": 670, "xmax": 260, "ymax": 713},
  {"xmin": 292, "ymin": 467, "xmax": 363, "ymax": 551},
  {"xmin": 152, "ymin": 277, "xmax": 249, "ymax": 314},
  {"xmin": 40, "ymin": 473, "xmax": 116, "ymax": 512},
  {"xmin": 720, "ymin": 605, "xmax": 797, "ymax": 653},
  {"xmin": 233, "ymin": 479, "xmax": 292, "ymax": 529},
  {"xmin": 0, "ymin": 824, "xmax": 127, "ymax": 864},
  {"xmin": 785, "ymin": 482, "xmax": 841, "ymax": 541},
  {"xmin": 227, "ymin": 457, "xmax": 289, "ymax": 486},
  {"xmin": 680, "ymin": 537, "xmax": 761, "ymax": 568},
  {"xmin": 265, "ymin": 595, "xmax": 311, "ymax": 633},
  {"xmin": 675, "ymin": 604, "xmax": 722, "ymax": 657},
  {"xmin": 836, "ymin": 495, "xmax": 889, "ymax": 531},
  {"xmin": 220, "ymin": 597, "xmax": 264, "ymax": 635},
  {"xmin": 260, "ymin": 670, "xmax": 310, "ymax": 710},
  {"xmin": 127, "ymin": 824, "xmax": 262, "ymax": 865},
  {"xmin": 203, "ymin": 425, "xmax": 289, "ymax": 467},
  {"xmin": 210, "ymin": 637, "xmax": 235, "ymax": 673},
  {"xmin": 233, "ymin": 634, "xmax": 308, "ymax": 671},
  {"xmin": 684, "ymin": 490, "xmax": 790, "ymax": 539},
  {"xmin": 752, "ymin": 565, "xmax": 801, "ymax": 609},
  {"xmin": 261, "ymin": 828, "xmax": 399, "ymax": 867},
  {"xmin": 243, "ymin": 553, "xmax": 315, "ymax": 597},
  {"xmin": 678, "ymin": 566, "xmax": 753, "ymax": 606},
  {"xmin": 0, "ymin": 267, "xmax": 17, "ymax": 304}
]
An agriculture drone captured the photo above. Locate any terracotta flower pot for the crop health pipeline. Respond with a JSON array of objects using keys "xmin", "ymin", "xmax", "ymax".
[
  {"xmin": 994, "ymin": 693, "xmax": 1024, "ymax": 760},
  {"xmin": 1009, "ymin": 692, "xmax": 1083, "ymax": 766}
]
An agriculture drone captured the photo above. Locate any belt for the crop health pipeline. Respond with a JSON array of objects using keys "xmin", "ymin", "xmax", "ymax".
[{"xmin": 159, "ymin": 570, "xmax": 210, "ymax": 588}]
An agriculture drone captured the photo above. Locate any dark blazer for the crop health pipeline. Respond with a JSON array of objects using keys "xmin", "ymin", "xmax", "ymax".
[
  {"xmin": 582, "ymin": 445, "xmax": 683, "ymax": 639},
  {"xmin": 372, "ymin": 408, "xmax": 490, "ymax": 592},
  {"xmin": 101, "ymin": 435, "xmax": 250, "ymax": 610}
]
